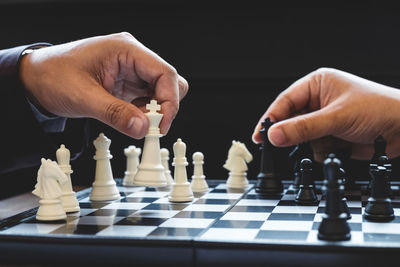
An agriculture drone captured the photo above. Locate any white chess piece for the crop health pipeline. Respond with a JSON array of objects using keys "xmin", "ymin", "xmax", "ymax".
[
  {"xmin": 224, "ymin": 140, "xmax": 253, "ymax": 189},
  {"xmin": 90, "ymin": 133, "xmax": 120, "ymax": 201},
  {"xmin": 56, "ymin": 144, "xmax": 80, "ymax": 213},
  {"xmin": 122, "ymin": 145, "xmax": 141, "ymax": 186},
  {"xmin": 190, "ymin": 152, "xmax": 209, "ymax": 193},
  {"xmin": 134, "ymin": 100, "xmax": 167, "ymax": 187},
  {"xmin": 160, "ymin": 148, "xmax": 174, "ymax": 185},
  {"xmin": 33, "ymin": 158, "xmax": 68, "ymax": 221},
  {"xmin": 169, "ymin": 138, "xmax": 194, "ymax": 202}
]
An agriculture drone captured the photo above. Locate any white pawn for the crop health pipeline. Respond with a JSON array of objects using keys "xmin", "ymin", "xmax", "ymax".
[
  {"xmin": 160, "ymin": 148, "xmax": 174, "ymax": 185},
  {"xmin": 56, "ymin": 144, "xmax": 80, "ymax": 213},
  {"xmin": 224, "ymin": 140, "xmax": 253, "ymax": 189},
  {"xmin": 123, "ymin": 145, "xmax": 141, "ymax": 186},
  {"xmin": 33, "ymin": 158, "xmax": 68, "ymax": 221},
  {"xmin": 169, "ymin": 138, "xmax": 194, "ymax": 202},
  {"xmin": 90, "ymin": 133, "xmax": 120, "ymax": 201},
  {"xmin": 190, "ymin": 152, "xmax": 209, "ymax": 193}
]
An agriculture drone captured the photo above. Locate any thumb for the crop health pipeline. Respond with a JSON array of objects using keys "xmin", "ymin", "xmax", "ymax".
[
  {"xmin": 268, "ymin": 108, "xmax": 335, "ymax": 147},
  {"xmin": 91, "ymin": 92, "xmax": 149, "ymax": 139}
]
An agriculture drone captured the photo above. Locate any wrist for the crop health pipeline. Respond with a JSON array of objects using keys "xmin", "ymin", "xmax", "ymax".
[{"xmin": 19, "ymin": 46, "xmax": 55, "ymax": 116}]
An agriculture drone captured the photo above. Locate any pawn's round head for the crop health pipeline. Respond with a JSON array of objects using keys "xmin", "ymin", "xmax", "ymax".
[
  {"xmin": 378, "ymin": 155, "xmax": 389, "ymax": 165},
  {"xmin": 193, "ymin": 152, "xmax": 204, "ymax": 161},
  {"xmin": 160, "ymin": 148, "xmax": 169, "ymax": 157},
  {"xmin": 300, "ymin": 158, "xmax": 312, "ymax": 170}
]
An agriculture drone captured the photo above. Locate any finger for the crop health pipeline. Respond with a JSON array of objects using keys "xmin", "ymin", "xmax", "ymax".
[
  {"xmin": 123, "ymin": 42, "xmax": 180, "ymax": 135},
  {"xmin": 268, "ymin": 108, "xmax": 336, "ymax": 147},
  {"xmin": 178, "ymin": 75, "xmax": 189, "ymax": 101},
  {"xmin": 90, "ymin": 89, "xmax": 149, "ymax": 139},
  {"xmin": 252, "ymin": 71, "xmax": 321, "ymax": 144}
]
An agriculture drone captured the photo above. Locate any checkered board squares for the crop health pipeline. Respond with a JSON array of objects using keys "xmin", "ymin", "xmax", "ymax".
[
  {"xmin": 3, "ymin": 182, "xmax": 400, "ymax": 249},
  {"xmin": 198, "ymin": 184, "xmax": 400, "ymax": 247},
  {"xmin": 0, "ymin": 183, "xmax": 249, "ymax": 240}
]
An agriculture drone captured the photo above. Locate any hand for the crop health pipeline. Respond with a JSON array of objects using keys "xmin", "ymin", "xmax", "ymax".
[
  {"xmin": 252, "ymin": 68, "xmax": 400, "ymax": 161},
  {"xmin": 19, "ymin": 32, "xmax": 188, "ymax": 139}
]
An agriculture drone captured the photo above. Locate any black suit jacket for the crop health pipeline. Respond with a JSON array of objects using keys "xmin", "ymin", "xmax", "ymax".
[{"xmin": 0, "ymin": 44, "xmax": 90, "ymax": 199}]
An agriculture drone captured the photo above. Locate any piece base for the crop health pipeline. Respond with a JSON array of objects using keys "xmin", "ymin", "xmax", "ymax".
[{"xmin": 363, "ymin": 212, "xmax": 395, "ymax": 222}]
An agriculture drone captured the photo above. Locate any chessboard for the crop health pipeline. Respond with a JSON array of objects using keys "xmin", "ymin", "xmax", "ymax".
[{"xmin": 1, "ymin": 179, "xmax": 400, "ymax": 267}]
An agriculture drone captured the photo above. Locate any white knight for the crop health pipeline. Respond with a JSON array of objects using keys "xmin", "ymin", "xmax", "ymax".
[
  {"xmin": 33, "ymin": 158, "xmax": 68, "ymax": 221},
  {"xmin": 224, "ymin": 140, "xmax": 253, "ymax": 189}
]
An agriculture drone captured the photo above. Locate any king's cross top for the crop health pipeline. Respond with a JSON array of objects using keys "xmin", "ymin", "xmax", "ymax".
[{"xmin": 146, "ymin": 100, "xmax": 161, "ymax": 113}]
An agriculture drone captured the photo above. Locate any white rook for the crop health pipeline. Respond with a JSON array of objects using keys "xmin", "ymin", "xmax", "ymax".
[{"xmin": 134, "ymin": 100, "xmax": 167, "ymax": 187}]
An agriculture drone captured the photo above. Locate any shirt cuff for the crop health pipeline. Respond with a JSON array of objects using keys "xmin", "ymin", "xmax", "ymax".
[{"xmin": 26, "ymin": 97, "xmax": 67, "ymax": 133}]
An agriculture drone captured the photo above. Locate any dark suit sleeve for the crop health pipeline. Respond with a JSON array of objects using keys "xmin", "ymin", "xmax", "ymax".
[{"xmin": 0, "ymin": 44, "xmax": 89, "ymax": 183}]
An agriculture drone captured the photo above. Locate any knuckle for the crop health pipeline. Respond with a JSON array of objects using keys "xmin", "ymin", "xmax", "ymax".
[
  {"xmin": 163, "ymin": 64, "xmax": 178, "ymax": 78},
  {"xmin": 104, "ymin": 101, "xmax": 127, "ymax": 126},
  {"xmin": 294, "ymin": 116, "xmax": 310, "ymax": 142}
]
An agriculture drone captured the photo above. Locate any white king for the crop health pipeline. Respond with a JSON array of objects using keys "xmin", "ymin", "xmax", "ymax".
[{"xmin": 134, "ymin": 100, "xmax": 167, "ymax": 187}]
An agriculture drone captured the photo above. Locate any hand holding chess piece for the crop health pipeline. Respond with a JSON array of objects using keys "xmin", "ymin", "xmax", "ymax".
[
  {"xmin": 19, "ymin": 32, "xmax": 188, "ymax": 139},
  {"xmin": 252, "ymin": 68, "xmax": 400, "ymax": 161}
]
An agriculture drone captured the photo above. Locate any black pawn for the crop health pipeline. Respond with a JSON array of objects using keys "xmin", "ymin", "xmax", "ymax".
[
  {"xmin": 295, "ymin": 158, "xmax": 318, "ymax": 205},
  {"xmin": 363, "ymin": 165, "xmax": 394, "ymax": 222},
  {"xmin": 318, "ymin": 154, "xmax": 351, "ymax": 241},
  {"xmin": 339, "ymin": 168, "xmax": 351, "ymax": 220},
  {"xmin": 372, "ymin": 135, "xmax": 387, "ymax": 164},
  {"xmin": 369, "ymin": 136, "xmax": 387, "ymax": 191},
  {"xmin": 255, "ymin": 118, "xmax": 283, "ymax": 195},
  {"xmin": 289, "ymin": 142, "xmax": 313, "ymax": 192}
]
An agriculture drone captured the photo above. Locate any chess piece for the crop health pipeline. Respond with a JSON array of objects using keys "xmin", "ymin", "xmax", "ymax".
[
  {"xmin": 134, "ymin": 100, "xmax": 167, "ymax": 187},
  {"xmin": 289, "ymin": 142, "xmax": 313, "ymax": 192},
  {"xmin": 90, "ymin": 133, "xmax": 120, "ymax": 201},
  {"xmin": 169, "ymin": 138, "xmax": 194, "ymax": 202},
  {"xmin": 56, "ymin": 144, "xmax": 80, "ymax": 213},
  {"xmin": 33, "ymin": 158, "xmax": 68, "ymax": 221},
  {"xmin": 255, "ymin": 118, "xmax": 283, "ymax": 195},
  {"xmin": 318, "ymin": 154, "xmax": 351, "ymax": 241},
  {"xmin": 224, "ymin": 140, "xmax": 253, "ymax": 189},
  {"xmin": 160, "ymin": 148, "xmax": 174, "ymax": 185},
  {"xmin": 295, "ymin": 158, "xmax": 318, "ymax": 205},
  {"xmin": 191, "ymin": 152, "xmax": 209, "ymax": 193},
  {"xmin": 368, "ymin": 136, "xmax": 387, "ymax": 191},
  {"xmin": 339, "ymin": 167, "xmax": 351, "ymax": 220},
  {"xmin": 122, "ymin": 145, "xmax": 141, "ymax": 186},
  {"xmin": 363, "ymin": 164, "xmax": 394, "ymax": 222}
]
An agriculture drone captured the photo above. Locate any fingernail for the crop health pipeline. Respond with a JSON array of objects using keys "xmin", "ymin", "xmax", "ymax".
[{"xmin": 269, "ymin": 127, "xmax": 286, "ymax": 145}]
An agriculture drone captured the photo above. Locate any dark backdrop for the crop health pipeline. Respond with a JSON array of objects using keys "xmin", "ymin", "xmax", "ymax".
[{"xmin": 2, "ymin": 1, "xmax": 400, "ymax": 184}]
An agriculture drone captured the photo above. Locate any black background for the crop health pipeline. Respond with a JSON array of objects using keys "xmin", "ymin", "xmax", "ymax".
[{"xmin": 1, "ymin": 1, "xmax": 400, "ymax": 184}]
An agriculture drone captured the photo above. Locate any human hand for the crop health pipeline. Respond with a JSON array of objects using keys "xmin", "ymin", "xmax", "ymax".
[
  {"xmin": 252, "ymin": 68, "xmax": 400, "ymax": 161},
  {"xmin": 19, "ymin": 32, "xmax": 188, "ymax": 139}
]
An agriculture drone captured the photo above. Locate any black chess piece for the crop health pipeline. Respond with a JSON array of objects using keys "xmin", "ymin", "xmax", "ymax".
[
  {"xmin": 363, "ymin": 164, "xmax": 394, "ymax": 222},
  {"xmin": 289, "ymin": 142, "xmax": 313, "ymax": 192},
  {"xmin": 255, "ymin": 118, "xmax": 283, "ymax": 195},
  {"xmin": 295, "ymin": 158, "xmax": 318, "ymax": 205},
  {"xmin": 369, "ymin": 136, "xmax": 387, "ymax": 191},
  {"xmin": 318, "ymin": 154, "xmax": 351, "ymax": 241},
  {"xmin": 372, "ymin": 136, "xmax": 387, "ymax": 164},
  {"xmin": 339, "ymin": 167, "xmax": 351, "ymax": 220}
]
